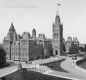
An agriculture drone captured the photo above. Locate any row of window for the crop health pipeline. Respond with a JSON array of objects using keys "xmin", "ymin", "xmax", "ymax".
[
  {"xmin": 11, "ymin": 53, "xmax": 27, "ymax": 56},
  {"xmin": 21, "ymin": 57, "xmax": 27, "ymax": 61},
  {"xmin": 12, "ymin": 57, "xmax": 27, "ymax": 61},
  {"xmin": 6, "ymin": 47, "xmax": 28, "ymax": 51},
  {"xmin": 11, "ymin": 48, "xmax": 27, "ymax": 51},
  {"xmin": 11, "ymin": 52, "xmax": 41, "ymax": 57}
]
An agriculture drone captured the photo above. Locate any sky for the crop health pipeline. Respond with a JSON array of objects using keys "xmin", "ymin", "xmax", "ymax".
[{"xmin": 0, "ymin": 0, "xmax": 86, "ymax": 44}]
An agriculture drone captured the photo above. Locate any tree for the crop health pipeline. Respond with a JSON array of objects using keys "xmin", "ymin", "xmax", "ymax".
[
  {"xmin": 0, "ymin": 47, "xmax": 6, "ymax": 67},
  {"xmin": 79, "ymin": 46, "xmax": 85, "ymax": 52},
  {"xmin": 62, "ymin": 44, "xmax": 66, "ymax": 52},
  {"xmin": 84, "ymin": 45, "xmax": 86, "ymax": 52}
]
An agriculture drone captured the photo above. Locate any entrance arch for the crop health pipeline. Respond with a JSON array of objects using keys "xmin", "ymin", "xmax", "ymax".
[{"xmin": 55, "ymin": 50, "xmax": 58, "ymax": 55}]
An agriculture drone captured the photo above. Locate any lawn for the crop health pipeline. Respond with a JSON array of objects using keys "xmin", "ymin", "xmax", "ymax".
[
  {"xmin": 0, "ymin": 62, "xmax": 17, "ymax": 70},
  {"xmin": 78, "ymin": 61, "xmax": 86, "ymax": 69},
  {"xmin": 44, "ymin": 59, "xmax": 68, "ymax": 73},
  {"xmin": 1, "ymin": 68, "xmax": 71, "ymax": 80}
]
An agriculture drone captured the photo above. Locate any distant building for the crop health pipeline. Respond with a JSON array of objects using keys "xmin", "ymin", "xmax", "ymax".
[
  {"xmin": 79, "ymin": 44, "xmax": 86, "ymax": 52},
  {"xmin": 79, "ymin": 44, "xmax": 86, "ymax": 48},
  {"xmin": 65, "ymin": 37, "xmax": 79, "ymax": 54}
]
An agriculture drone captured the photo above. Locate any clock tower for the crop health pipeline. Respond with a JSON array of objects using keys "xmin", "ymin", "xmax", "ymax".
[{"xmin": 52, "ymin": 10, "xmax": 63, "ymax": 56}]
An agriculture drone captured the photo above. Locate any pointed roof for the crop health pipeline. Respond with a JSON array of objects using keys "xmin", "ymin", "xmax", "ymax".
[
  {"xmin": 56, "ymin": 10, "xmax": 59, "ymax": 17},
  {"xmin": 56, "ymin": 3, "xmax": 60, "ymax": 17},
  {"xmin": 55, "ymin": 8, "xmax": 60, "ymax": 19},
  {"xmin": 32, "ymin": 28, "xmax": 36, "ymax": 34},
  {"xmin": 32, "ymin": 28, "xmax": 36, "ymax": 32},
  {"xmin": 9, "ymin": 22, "xmax": 15, "ymax": 31},
  {"xmin": 55, "ymin": 12, "xmax": 60, "ymax": 24},
  {"xmin": 55, "ymin": 5, "xmax": 61, "ymax": 24}
]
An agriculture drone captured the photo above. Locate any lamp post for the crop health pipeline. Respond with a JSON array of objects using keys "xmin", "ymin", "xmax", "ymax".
[{"xmin": 18, "ymin": 41, "xmax": 22, "ymax": 70}]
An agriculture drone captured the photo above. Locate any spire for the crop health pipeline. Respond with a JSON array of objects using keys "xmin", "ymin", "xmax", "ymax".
[
  {"xmin": 32, "ymin": 28, "xmax": 36, "ymax": 33},
  {"xmin": 9, "ymin": 22, "xmax": 15, "ymax": 32},
  {"xmin": 55, "ymin": 3, "xmax": 61, "ymax": 24},
  {"xmin": 56, "ymin": 3, "xmax": 60, "ymax": 16},
  {"xmin": 56, "ymin": 11, "xmax": 59, "ymax": 16},
  {"xmin": 32, "ymin": 28, "xmax": 36, "ymax": 39}
]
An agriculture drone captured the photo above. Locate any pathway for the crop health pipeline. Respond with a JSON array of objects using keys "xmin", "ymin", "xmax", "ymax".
[
  {"xmin": 60, "ymin": 58, "xmax": 86, "ymax": 79},
  {"xmin": 0, "ymin": 57, "xmax": 86, "ymax": 80}
]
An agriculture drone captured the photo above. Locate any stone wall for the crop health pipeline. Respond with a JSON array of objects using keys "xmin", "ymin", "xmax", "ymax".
[{"xmin": 74, "ymin": 58, "xmax": 86, "ymax": 73}]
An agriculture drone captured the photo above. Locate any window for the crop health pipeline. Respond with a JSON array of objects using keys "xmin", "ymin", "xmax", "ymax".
[
  {"xmin": 14, "ymin": 57, "xmax": 15, "ymax": 60},
  {"xmin": 23, "ymin": 48, "xmax": 27, "ymax": 51},
  {"xmin": 34, "ymin": 42, "xmax": 36, "ymax": 45},
  {"xmin": 26, "ymin": 53, "xmax": 27, "ymax": 56},
  {"xmin": 5, "ymin": 48, "xmax": 8, "ymax": 50},
  {"xmin": 23, "ymin": 53, "xmax": 24, "ymax": 56}
]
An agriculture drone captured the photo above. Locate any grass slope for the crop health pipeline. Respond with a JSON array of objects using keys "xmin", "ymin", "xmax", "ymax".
[
  {"xmin": 1, "ymin": 68, "xmax": 71, "ymax": 80},
  {"xmin": 44, "ymin": 59, "xmax": 68, "ymax": 73},
  {"xmin": 79, "ymin": 61, "xmax": 86, "ymax": 69}
]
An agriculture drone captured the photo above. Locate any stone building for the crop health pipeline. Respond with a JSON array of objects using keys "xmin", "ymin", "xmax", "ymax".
[
  {"xmin": 3, "ymin": 23, "xmax": 52, "ymax": 61},
  {"xmin": 37, "ymin": 34, "xmax": 53, "ymax": 58},
  {"xmin": 3, "ymin": 23, "xmax": 16, "ymax": 60},
  {"xmin": 52, "ymin": 11, "xmax": 63, "ymax": 56},
  {"xmin": 65, "ymin": 37, "xmax": 79, "ymax": 54},
  {"xmin": 3, "ymin": 6, "xmax": 65, "ymax": 61}
]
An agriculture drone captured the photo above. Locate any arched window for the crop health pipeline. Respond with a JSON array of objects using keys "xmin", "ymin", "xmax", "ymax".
[{"xmin": 55, "ymin": 50, "xmax": 58, "ymax": 55}]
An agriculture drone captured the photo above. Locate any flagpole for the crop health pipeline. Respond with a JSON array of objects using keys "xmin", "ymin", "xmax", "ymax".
[
  {"xmin": 57, "ymin": 3, "xmax": 58, "ymax": 13},
  {"xmin": 56, "ymin": 3, "xmax": 61, "ymax": 15}
]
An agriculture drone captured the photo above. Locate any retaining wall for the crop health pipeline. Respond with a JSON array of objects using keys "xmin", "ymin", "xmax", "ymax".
[
  {"xmin": 76, "ymin": 58, "xmax": 86, "ymax": 65},
  {"xmin": 74, "ymin": 58, "xmax": 86, "ymax": 73}
]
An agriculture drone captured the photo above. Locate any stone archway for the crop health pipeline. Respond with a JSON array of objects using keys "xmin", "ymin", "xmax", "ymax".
[{"xmin": 55, "ymin": 50, "xmax": 58, "ymax": 55}]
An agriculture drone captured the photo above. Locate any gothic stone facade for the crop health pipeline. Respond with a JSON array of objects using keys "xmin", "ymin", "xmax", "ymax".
[
  {"xmin": 3, "ymin": 9, "xmax": 64, "ymax": 61},
  {"xmin": 3, "ymin": 23, "xmax": 52, "ymax": 61},
  {"xmin": 52, "ymin": 12, "xmax": 63, "ymax": 56},
  {"xmin": 65, "ymin": 37, "xmax": 79, "ymax": 54}
]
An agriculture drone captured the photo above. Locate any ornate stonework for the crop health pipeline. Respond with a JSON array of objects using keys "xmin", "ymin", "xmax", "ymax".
[{"xmin": 52, "ymin": 12, "xmax": 63, "ymax": 56}]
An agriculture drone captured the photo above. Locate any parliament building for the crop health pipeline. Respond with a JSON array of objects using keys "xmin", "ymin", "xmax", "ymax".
[{"xmin": 3, "ymin": 9, "xmax": 66, "ymax": 61}]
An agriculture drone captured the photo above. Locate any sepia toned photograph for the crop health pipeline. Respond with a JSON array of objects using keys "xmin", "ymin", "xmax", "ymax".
[{"xmin": 0, "ymin": 0, "xmax": 86, "ymax": 80}]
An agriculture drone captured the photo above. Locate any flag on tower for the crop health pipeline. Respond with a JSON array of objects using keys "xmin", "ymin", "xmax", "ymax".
[{"xmin": 57, "ymin": 3, "xmax": 61, "ymax": 6}]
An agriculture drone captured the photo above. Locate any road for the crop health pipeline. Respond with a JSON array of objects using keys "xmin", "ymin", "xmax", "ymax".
[
  {"xmin": 0, "ymin": 57, "xmax": 86, "ymax": 80},
  {"xmin": 60, "ymin": 58, "xmax": 86, "ymax": 79}
]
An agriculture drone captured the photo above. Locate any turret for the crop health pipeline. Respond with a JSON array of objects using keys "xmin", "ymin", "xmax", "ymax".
[
  {"xmin": 32, "ymin": 28, "xmax": 36, "ymax": 39},
  {"xmin": 8, "ymin": 22, "xmax": 16, "ymax": 40},
  {"xmin": 14, "ymin": 31, "xmax": 17, "ymax": 41},
  {"xmin": 9, "ymin": 22, "xmax": 15, "ymax": 33}
]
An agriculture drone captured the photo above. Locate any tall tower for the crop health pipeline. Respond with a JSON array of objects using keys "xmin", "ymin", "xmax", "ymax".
[
  {"xmin": 32, "ymin": 28, "xmax": 36, "ymax": 39},
  {"xmin": 3, "ymin": 22, "xmax": 16, "ymax": 60},
  {"xmin": 52, "ymin": 5, "xmax": 63, "ymax": 56}
]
